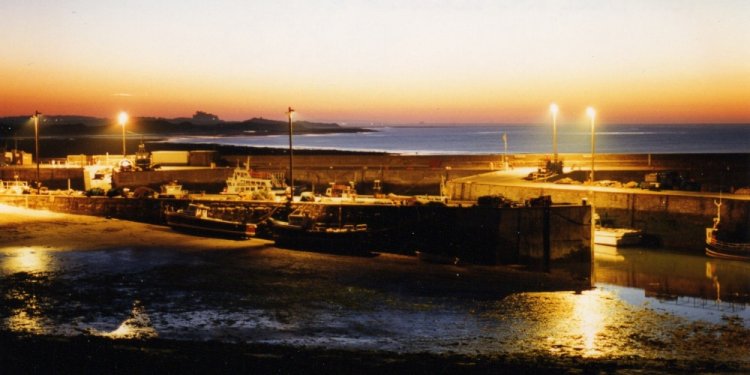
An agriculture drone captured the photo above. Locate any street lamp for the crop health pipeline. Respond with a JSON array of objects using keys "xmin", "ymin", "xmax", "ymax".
[
  {"xmin": 550, "ymin": 103, "xmax": 559, "ymax": 163},
  {"xmin": 287, "ymin": 107, "xmax": 295, "ymax": 202},
  {"xmin": 32, "ymin": 111, "xmax": 42, "ymax": 182},
  {"xmin": 118, "ymin": 111, "xmax": 128, "ymax": 157},
  {"xmin": 587, "ymin": 107, "xmax": 596, "ymax": 183}
]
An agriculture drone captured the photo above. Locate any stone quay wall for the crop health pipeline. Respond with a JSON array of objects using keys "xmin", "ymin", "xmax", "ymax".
[
  {"xmin": 447, "ymin": 179, "xmax": 749, "ymax": 252},
  {"xmin": 0, "ymin": 194, "xmax": 592, "ymax": 279}
]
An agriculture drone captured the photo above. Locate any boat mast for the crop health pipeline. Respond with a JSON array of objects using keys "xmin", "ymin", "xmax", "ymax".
[{"xmin": 713, "ymin": 194, "xmax": 722, "ymax": 229}]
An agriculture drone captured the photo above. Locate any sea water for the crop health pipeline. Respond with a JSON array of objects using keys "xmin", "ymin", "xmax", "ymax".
[{"xmin": 165, "ymin": 123, "xmax": 750, "ymax": 155}]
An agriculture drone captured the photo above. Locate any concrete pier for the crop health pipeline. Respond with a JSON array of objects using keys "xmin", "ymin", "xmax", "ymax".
[{"xmin": 447, "ymin": 170, "xmax": 750, "ymax": 252}]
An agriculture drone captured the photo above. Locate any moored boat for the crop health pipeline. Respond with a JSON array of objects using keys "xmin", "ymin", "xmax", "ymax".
[
  {"xmin": 593, "ymin": 213, "xmax": 642, "ymax": 247},
  {"xmin": 594, "ymin": 227, "xmax": 643, "ymax": 247},
  {"xmin": 705, "ymin": 198, "xmax": 750, "ymax": 261},
  {"xmin": 160, "ymin": 180, "xmax": 187, "ymax": 198},
  {"xmin": 222, "ymin": 165, "xmax": 285, "ymax": 200},
  {"xmin": 268, "ymin": 203, "xmax": 373, "ymax": 254},
  {"xmin": 705, "ymin": 228, "xmax": 750, "ymax": 261},
  {"xmin": 0, "ymin": 179, "xmax": 31, "ymax": 195},
  {"xmin": 165, "ymin": 203, "xmax": 274, "ymax": 239}
]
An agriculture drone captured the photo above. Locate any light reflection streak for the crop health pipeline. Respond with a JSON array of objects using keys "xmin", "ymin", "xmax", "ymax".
[
  {"xmin": 540, "ymin": 289, "xmax": 610, "ymax": 357},
  {"xmin": 1, "ymin": 246, "xmax": 52, "ymax": 274},
  {"xmin": 6, "ymin": 309, "xmax": 45, "ymax": 334},
  {"xmin": 102, "ymin": 301, "xmax": 158, "ymax": 339},
  {"xmin": 572, "ymin": 290, "xmax": 605, "ymax": 357}
]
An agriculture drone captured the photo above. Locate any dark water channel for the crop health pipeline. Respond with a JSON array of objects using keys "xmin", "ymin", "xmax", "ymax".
[{"xmin": 1, "ymin": 242, "xmax": 749, "ymax": 363}]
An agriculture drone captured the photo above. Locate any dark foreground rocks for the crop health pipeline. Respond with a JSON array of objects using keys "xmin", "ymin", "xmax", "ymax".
[{"xmin": 1, "ymin": 333, "xmax": 747, "ymax": 374}]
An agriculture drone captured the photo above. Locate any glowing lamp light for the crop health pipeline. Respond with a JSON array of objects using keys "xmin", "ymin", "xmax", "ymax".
[
  {"xmin": 550, "ymin": 103, "xmax": 559, "ymax": 163},
  {"xmin": 118, "ymin": 111, "xmax": 129, "ymax": 127},
  {"xmin": 587, "ymin": 106, "xmax": 597, "ymax": 183},
  {"xmin": 118, "ymin": 111, "xmax": 129, "ymax": 156},
  {"xmin": 586, "ymin": 107, "xmax": 596, "ymax": 119}
]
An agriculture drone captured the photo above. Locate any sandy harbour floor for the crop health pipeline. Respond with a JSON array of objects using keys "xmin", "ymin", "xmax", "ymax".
[{"xmin": 1, "ymin": 204, "xmax": 749, "ymax": 373}]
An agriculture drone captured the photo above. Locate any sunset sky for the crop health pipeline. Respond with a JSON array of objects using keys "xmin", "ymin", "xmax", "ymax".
[{"xmin": 2, "ymin": 0, "xmax": 749, "ymax": 124}]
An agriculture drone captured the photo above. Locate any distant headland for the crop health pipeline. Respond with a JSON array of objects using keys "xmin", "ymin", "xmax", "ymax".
[{"xmin": 0, "ymin": 111, "xmax": 372, "ymax": 138}]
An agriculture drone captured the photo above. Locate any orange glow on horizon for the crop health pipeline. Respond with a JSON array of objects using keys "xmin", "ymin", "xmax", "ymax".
[{"xmin": 1, "ymin": 2, "xmax": 748, "ymax": 124}]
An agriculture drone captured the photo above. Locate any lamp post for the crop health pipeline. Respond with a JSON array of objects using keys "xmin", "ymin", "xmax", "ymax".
[
  {"xmin": 287, "ymin": 107, "xmax": 295, "ymax": 202},
  {"xmin": 32, "ymin": 111, "xmax": 42, "ymax": 182},
  {"xmin": 587, "ymin": 107, "xmax": 596, "ymax": 183},
  {"xmin": 118, "ymin": 111, "xmax": 128, "ymax": 157},
  {"xmin": 550, "ymin": 103, "xmax": 559, "ymax": 164}
]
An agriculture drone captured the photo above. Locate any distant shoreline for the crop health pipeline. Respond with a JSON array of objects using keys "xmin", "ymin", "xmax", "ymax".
[{"xmin": 7, "ymin": 136, "xmax": 388, "ymax": 159}]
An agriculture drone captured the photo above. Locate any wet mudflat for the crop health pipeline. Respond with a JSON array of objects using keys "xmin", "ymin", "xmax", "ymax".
[{"xmin": 1, "ymin": 205, "xmax": 750, "ymax": 373}]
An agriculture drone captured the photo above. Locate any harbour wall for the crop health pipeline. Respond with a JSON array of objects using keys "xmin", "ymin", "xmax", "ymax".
[
  {"xmin": 6, "ymin": 152, "xmax": 750, "ymax": 194},
  {"xmin": 447, "ymin": 177, "xmax": 750, "ymax": 252},
  {"xmin": 0, "ymin": 194, "xmax": 592, "ymax": 279}
]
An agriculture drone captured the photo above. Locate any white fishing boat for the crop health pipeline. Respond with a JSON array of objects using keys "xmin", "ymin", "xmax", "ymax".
[
  {"xmin": 0, "ymin": 179, "xmax": 30, "ymax": 195},
  {"xmin": 593, "ymin": 213, "xmax": 643, "ymax": 247},
  {"xmin": 160, "ymin": 180, "xmax": 187, "ymax": 198},
  {"xmin": 222, "ymin": 166, "xmax": 285, "ymax": 200}
]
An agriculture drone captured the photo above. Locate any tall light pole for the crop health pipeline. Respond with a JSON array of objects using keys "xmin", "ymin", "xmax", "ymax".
[
  {"xmin": 287, "ymin": 107, "xmax": 295, "ymax": 202},
  {"xmin": 118, "ymin": 111, "xmax": 129, "ymax": 157},
  {"xmin": 587, "ymin": 107, "xmax": 596, "ymax": 184},
  {"xmin": 550, "ymin": 103, "xmax": 559, "ymax": 163},
  {"xmin": 32, "ymin": 111, "xmax": 42, "ymax": 182}
]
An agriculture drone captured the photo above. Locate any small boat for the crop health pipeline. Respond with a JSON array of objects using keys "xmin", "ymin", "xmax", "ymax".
[
  {"xmin": 268, "ymin": 203, "xmax": 373, "ymax": 254},
  {"xmin": 222, "ymin": 165, "xmax": 285, "ymax": 200},
  {"xmin": 593, "ymin": 213, "xmax": 642, "ymax": 247},
  {"xmin": 705, "ymin": 198, "xmax": 750, "ymax": 261},
  {"xmin": 165, "ymin": 203, "xmax": 273, "ymax": 239},
  {"xmin": 594, "ymin": 227, "xmax": 643, "ymax": 247},
  {"xmin": 160, "ymin": 180, "xmax": 187, "ymax": 198},
  {"xmin": 0, "ymin": 179, "xmax": 31, "ymax": 195},
  {"xmin": 705, "ymin": 229, "xmax": 750, "ymax": 261}
]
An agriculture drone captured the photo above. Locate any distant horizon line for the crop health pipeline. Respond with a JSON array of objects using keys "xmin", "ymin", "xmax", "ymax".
[{"xmin": 2, "ymin": 113, "xmax": 748, "ymax": 127}]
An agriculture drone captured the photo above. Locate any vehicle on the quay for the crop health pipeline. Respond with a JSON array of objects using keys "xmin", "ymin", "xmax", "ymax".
[
  {"xmin": 267, "ymin": 203, "xmax": 374, "ymax": 254},
  {"xmin": 165, "ymin": 203, "xmax": 275, "ymax": 239}
]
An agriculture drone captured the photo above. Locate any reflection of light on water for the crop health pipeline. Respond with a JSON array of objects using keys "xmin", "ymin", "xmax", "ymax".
[
  {"xmin": 593, "ymin": 244, "xmax": 625, "ymax": 262},
  {"xmin": 102, "ymin": 301, "xmax": 158, "ymax": 339},
  {"xmin": 5, "ymin": 295, "xmax": 46, "ymax": 334},
  {"xmin": 538, "ymin": 290, "xmax": 611, "ymax": 358},
  {"xmin": 572, "ymin": 290, "xmax": 605, "ymax": 357},
  {"xmin": 1, "ymin": 246, "xmax": 52, "ymax": 274},
  {"xmin": 6, "ymin": 309, "xmax": 45, "ymax": 333}
]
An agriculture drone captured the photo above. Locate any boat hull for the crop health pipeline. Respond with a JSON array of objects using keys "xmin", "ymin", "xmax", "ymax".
[
  {"xmin": 269, "ymin": 219, "xmax": 372, "ymax": 255},
  {"xmin": 166, "ymin": 212, "xmax": 256, "ymax": 239},
  {"xmin": 705, "ymin": 228, "xmax": 750, "ymax": 261}
]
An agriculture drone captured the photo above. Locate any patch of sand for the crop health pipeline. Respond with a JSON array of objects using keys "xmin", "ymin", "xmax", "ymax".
[{"xmin": 0, "ymin": 204, "xmax": 270, "ymax": 252}]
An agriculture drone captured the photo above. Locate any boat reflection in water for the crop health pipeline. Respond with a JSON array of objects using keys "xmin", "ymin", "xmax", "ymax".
[{"xmin": 594, "ymin": 245, "xmax": 750, "ymax": 325}]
